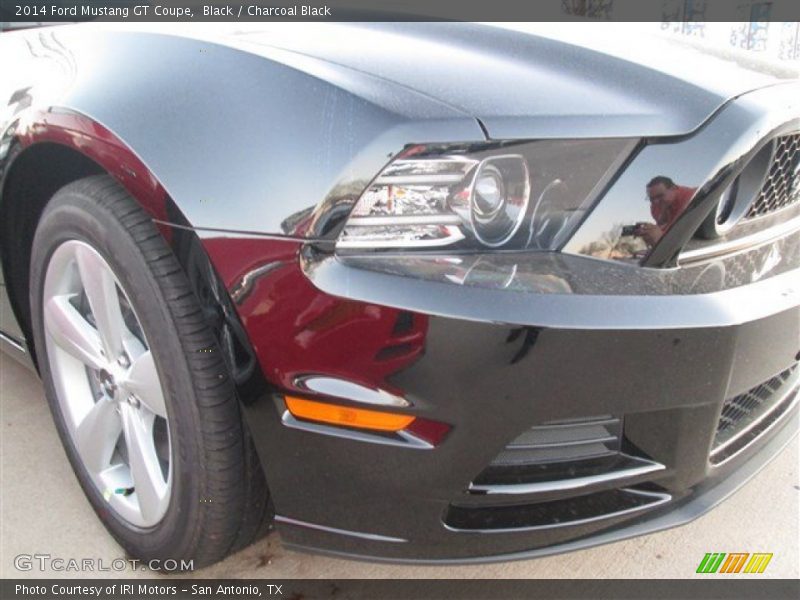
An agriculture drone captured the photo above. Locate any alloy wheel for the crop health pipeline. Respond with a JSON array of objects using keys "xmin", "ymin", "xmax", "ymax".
[{"xmin": 42, "ymin": 240, "xmax": 172, "ymax": 528}]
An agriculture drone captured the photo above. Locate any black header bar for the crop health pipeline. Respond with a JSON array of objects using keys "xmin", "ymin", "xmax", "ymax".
[
  {"xmin": 2, "ymin": 579, "xmax": 800, "ymax": 600},
  {"xmin": 2, "ymin": 0, "xmax": 800, "ymax": 23}
]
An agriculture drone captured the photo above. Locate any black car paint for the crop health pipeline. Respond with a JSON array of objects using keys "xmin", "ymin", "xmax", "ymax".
[{"xmin": 0, "ymin": 23, "xmax": 798, "ymax": 562}]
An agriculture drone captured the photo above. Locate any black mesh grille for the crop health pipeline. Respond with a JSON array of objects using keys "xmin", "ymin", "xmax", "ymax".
[
  {"xmin": 745, "ymin": 133, "xmax": 800, "ymax": 219},
  {"xmin": 714, "ymin": 363, "xmax": 799, "ymax": 451}
]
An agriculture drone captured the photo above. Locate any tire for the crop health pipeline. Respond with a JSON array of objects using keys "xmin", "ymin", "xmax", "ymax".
[{"xmin": 29, "ymin": 175, "xmax": 272, "ymax": 569}]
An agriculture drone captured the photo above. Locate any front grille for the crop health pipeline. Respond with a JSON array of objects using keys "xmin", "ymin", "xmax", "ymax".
[
  {"xmin": 711, "ymin": 363, "xmax": 800, "ymax": 464},
  {"xmin": 745, "ymin": 133, "xmax": 800, "ymax": 219}
]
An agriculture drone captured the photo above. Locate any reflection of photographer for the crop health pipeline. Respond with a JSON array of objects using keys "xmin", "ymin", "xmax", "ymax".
[
  {"xmin": 622, "ymin": 176, "xmax": 696, "ymax": 247},
  {"xmin": 647, "ymin": 175, "xmax": 696, "ymax": 229}
]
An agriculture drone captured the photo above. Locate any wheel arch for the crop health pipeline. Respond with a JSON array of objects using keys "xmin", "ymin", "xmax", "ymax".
[
  {"xmin": 0, "ymin": 113, "xmax": 244, "ymax": 376},
  {"xmin": 1, "ymin": 141, "xmax": 102, "ymax": 366}
]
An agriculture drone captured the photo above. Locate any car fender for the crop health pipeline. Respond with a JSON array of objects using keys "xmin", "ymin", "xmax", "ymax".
[{"xmin": 0, "ymin": 26, "xmax": 485, "ymax": 239}]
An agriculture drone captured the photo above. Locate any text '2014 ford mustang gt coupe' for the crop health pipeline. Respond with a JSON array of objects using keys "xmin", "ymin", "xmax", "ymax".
[{"xmin": 0, "ymin": 23, "xmax": 798, "ymax": 567}]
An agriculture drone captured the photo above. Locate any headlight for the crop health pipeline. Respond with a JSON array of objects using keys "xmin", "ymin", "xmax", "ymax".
[{"xmin": 337, "ymin": 139, "xmax": 636, "ymax": 251}]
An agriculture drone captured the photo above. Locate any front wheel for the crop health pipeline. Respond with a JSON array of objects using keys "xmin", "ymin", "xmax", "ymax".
[{"xmin": 29, "ymin": 175, "xmax": 271, "ymax": 568}]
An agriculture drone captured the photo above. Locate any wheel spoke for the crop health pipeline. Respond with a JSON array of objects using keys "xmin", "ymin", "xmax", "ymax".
[
  {"xmin": 121, "ymin": 404, "xmax": 168, "ymax": 523},
  {"xmin": 75, "ymin": 244, "xmax": 126, "ymax": 361},
  {"xmin": 125, "ymin": 351, "xmax": 167, "ymax": 418},
  {"xmin": 44, "ymin": 296, "xmax": 106, "ymax": 370},
  {"xmin": 74, "ymin": 399, "xmax": 122, "ymax": 473}
]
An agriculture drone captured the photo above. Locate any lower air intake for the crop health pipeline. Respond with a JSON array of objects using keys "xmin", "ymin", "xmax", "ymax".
[
  {"xmin": 445, "ymin": 488, "xmax": 670, "ymax": 532},
  {"xmin": 447, "ymin": 416, "xmax": 670, "ymax": 532},
  {"xmin": 469, "ymin": 416, "xmax": 664, "ymax": 496}
]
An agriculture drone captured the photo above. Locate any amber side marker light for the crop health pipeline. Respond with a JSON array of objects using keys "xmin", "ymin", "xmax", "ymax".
[{"xmin": 285, "ymin": 396, "xmax": 416, "ymax": 432}]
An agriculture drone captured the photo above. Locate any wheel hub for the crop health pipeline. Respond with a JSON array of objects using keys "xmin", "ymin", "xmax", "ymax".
[{"xmin": 98, "ymin": 369, "xmax": 118, "ymax": 398}]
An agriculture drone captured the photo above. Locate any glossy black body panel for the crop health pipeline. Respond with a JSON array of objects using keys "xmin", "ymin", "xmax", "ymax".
[
  {"xmin": 241, "ymin": 277, "xmax": 798, "ymax": 559},
  {"xmin": 0, "ymin": 23, "xmax": 796, "ymax": 245},
  {"xmin": 230, "ymin": 22, "xmax": 796, "ymax": 139},
  {"xmin": 277, "ymin": 402, "xmax": 798, "ymax": 562},
  {"xmin": 0, "ymin": 26, "xmax": 484, "ymax": 242},
  {"xmin": 304, "ymin": 242, "xmax": 800, "ymax": 329},
  {"xmin": 212, "ymin": 227, "xmax": 797, "ymax": 560}
]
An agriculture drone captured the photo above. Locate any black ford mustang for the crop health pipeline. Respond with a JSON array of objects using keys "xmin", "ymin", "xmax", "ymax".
[{"xmin": 0, "ymin": 23, "xmax": 798, "ymax": 567}]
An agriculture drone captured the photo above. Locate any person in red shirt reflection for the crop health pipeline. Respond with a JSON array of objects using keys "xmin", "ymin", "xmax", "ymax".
[{"xmin": 636, "ymin": 176, "xmax": 696, "ymax": 246}]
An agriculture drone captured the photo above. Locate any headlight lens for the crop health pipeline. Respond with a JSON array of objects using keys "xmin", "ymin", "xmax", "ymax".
[
  {"xmin": 337, "ymin": 139, "xmax": 635, "ymax": 251},
  {"xmin": 468, "ymin": 156, "xmax": 530, "ymax": 247}
]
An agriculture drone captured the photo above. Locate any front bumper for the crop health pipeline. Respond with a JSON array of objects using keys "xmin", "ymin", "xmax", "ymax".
[
  {"xmin": 276, "ymin": 394, "xmax": 798, "ymax": 564},
  {"xmin": 210, "ymin": 239, "xmax": 800, "ymax": 562}
]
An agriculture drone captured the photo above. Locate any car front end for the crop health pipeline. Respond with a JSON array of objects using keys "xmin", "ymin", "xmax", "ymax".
[
  {"xmin": 197, "ymin": 76, "xmax": 800, "ymax": 561},
  {"xmin": 1, "ymin": 22, "xmax": 798, "ymax": 566}
]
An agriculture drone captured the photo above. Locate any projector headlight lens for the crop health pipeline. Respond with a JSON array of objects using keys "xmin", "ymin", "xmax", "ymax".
[
  {"xmin": 337, "ymin": 139, "xmax": 636, "ymax": 251},
  {"xmin": 469, "ymin": 156, "xmax": 530, "ymax": 247}
]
